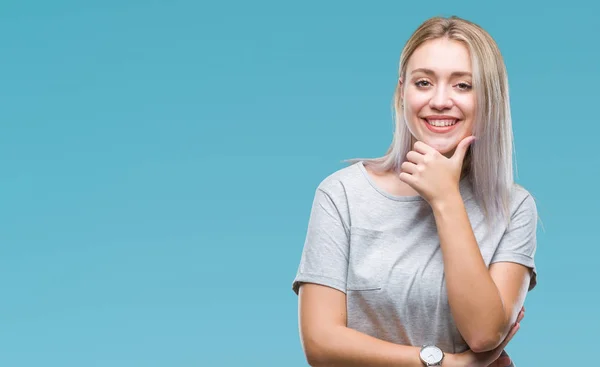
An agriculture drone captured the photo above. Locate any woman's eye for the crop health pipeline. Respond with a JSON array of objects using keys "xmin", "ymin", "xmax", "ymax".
[
  {"xmin": 415, "ymin": 80, "xmax": 431, "ymax": 87},
  {"xmin": 456, "ymin": 82, "xmax": 472, "ymax": 90}
]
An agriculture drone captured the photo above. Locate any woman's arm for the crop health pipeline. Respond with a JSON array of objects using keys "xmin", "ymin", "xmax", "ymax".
[
  {"xmin": 298, "ymin": 283, "xmax": 438, "ymax": 367},
  {"xmin": 298, "ymin": 283, "xmax": 522, "ymax": 367},
  {"xmin": 399, "ymin": 138, "xmax": 535, "ymax": 353},
  {"xmin": 294, "ymin": 185, "xmax": 433, "ymax": 366},
  {"xmin": 431, "ymin": 195, "xmax": 531, "ymax": 352}
]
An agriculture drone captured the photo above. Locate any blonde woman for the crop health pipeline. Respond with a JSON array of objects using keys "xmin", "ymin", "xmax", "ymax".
[{"xmin": 292, "ymin": 16, "xmax": 537, "ymax": 367}]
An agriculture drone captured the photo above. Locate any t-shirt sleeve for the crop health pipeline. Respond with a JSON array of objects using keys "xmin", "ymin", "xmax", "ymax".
[
  {"xmin": 292, "ymin": 185, "xmax": 350, "ymax": 295},
  {"xmin": 490, "ymin": 193, "xmax": 538, "ymax": 291}
]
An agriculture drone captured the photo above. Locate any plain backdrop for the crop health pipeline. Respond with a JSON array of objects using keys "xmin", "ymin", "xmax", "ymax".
[{"xmin": 1, "ymin": 0, "xmax": 598, "ymax": 366}]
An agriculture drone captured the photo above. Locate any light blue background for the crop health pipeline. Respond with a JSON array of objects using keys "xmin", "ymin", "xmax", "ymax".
[{"xmin": 1, "ymin": 1, "xmax": 598, "ymax": 366}]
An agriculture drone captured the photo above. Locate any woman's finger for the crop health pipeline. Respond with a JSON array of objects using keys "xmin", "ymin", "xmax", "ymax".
[
  {"xmin": 413, "ymin": 141, "xmax": 437, "ymax": 155},
  {"xmin": 406, "ymin": 151, "xmax": 424, "ymax": 164},
  {"xmin": 517, "ymin": 308, "xmax": 525, "ymax": 323},
  {"xmin": 398, "ymin": 171, "xmax": 417, "ymax": 186},
  {"xmin": 488, "ymin": 355, "xmax": 511, "ymax": 367},
  {"xmin": 401, "ymin": 161, "xmax": 418, "ymax": 174},
  {"xmin": 499, "ymin": 322, "xmax": 520, "ymax": 350},
  {"xmin": 487, "ymin": 328, "xmax": 518, "ymax": 367}
]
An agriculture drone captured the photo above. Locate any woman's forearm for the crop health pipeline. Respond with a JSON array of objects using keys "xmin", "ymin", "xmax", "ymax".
[
  {"xmin": 431, "ymin": 192, "xmax": 508, "ymax": 352},
  {"xmin": 306, "ymin": 325, "xmax": 444, "ymax": 367}
]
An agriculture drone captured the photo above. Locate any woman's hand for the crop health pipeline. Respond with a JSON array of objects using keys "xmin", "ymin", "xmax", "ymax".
[
  {"xmin": 447, "ymin": 307, "xmax": 525, "ymax": 367},
  {"xmin": 398, "ymin": 137, "xmax": 475, "ymax": 206},
  {"xmin": 486, "ymin": 350, "xmax": 513, "ymax": 367}
]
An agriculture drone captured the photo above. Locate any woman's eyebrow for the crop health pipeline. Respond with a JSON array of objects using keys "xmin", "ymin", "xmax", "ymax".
[{"xmin": 410, "ymin": 68, "xmax": 472, "ymax": 78}]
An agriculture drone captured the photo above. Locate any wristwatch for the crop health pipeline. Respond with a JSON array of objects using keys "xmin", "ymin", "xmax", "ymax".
[{"xmin": 419, "ymin": 345, "xmax": 444, "ymax": 366}]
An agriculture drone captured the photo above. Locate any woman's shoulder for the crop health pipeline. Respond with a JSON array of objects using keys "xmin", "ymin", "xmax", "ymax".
[
  {"xmin": 509, "ymin": 183, "xmax": 538, "ymax": 216},
  {"xmin": 314, "ymin": 161, "xmax": 365, "ymax": 195}
]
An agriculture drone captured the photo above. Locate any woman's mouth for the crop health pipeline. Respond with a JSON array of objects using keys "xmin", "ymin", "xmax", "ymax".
[{"xmin": 422, "ymin": 118, "xmax": 460, "ymax": 133}]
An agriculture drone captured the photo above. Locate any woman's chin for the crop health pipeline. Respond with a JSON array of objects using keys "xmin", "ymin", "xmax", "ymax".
[{"xmin": 420, "ymin": 138, "xmax": 458, "ymax": 155}]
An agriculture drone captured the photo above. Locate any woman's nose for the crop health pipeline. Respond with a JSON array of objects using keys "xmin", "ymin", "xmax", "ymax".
[{"xmin": 429, "ymin": 87, "xmax": 453, "ymax": 110}]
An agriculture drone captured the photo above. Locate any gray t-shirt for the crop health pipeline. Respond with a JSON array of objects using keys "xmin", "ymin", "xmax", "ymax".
[{"xmin": 292, "ymin": 161, "xmax": 538, "ymax": 354}]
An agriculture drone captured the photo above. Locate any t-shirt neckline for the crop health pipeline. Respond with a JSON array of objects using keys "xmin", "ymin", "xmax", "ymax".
[{"xmin": 356, "ymin": 161, "xmax": 472, "ymax": 202}]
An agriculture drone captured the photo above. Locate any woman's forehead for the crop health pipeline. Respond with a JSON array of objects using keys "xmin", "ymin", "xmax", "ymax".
[{"xmin": 406, "ymin": 38, "xmax": 472, "ymax": 76}]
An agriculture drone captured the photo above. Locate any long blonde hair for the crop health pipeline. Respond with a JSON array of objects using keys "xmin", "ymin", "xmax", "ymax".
[{"xmin": 349, "ymin": 16, "xmax": 515, "ymax": 224}]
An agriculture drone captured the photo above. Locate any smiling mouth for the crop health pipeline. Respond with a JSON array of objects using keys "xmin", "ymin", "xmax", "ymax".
[
  {"xmin": 422, "ymin": 118, "xmax": 461, "ymax": 132},
  {"xmin": 424, "ymin": 118, "xmax": 458, "ymax": 127}
]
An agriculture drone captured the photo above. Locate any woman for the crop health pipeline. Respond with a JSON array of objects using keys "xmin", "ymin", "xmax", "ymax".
[{"xmin": 291, "ymin": 16, "xmax": 537, "ymax": 367}]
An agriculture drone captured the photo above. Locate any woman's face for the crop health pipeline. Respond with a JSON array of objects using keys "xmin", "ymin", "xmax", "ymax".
[{"xmin": 401, "ymin": 38, "xmax": 476, "ymax": 157}]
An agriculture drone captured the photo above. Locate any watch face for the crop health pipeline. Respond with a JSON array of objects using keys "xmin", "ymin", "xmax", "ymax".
[{"xmin": 420, "ymin": 346, "xmax": 443, "ymax": 364}]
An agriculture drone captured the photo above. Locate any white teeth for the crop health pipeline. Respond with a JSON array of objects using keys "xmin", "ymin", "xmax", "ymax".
[{"xmin": 426, "ymin": 119, "xmax": 457, "ymax": 127}]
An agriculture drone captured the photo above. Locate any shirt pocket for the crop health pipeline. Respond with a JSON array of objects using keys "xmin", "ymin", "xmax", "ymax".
[{"xmin": 347, "ymin": 226, "xmax": 393, "ymax": 291}]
